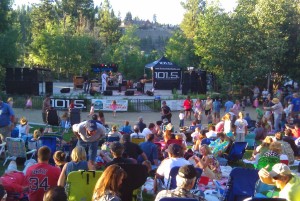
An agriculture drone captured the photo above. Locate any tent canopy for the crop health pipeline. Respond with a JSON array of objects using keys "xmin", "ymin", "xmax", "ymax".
[
  {"xmin": 145, "ymin": 56, "xmax": 182, "ymax": 90},
  {"xmin": 145, "ymin": 56, "xmax": 181, "ymax": 69}
]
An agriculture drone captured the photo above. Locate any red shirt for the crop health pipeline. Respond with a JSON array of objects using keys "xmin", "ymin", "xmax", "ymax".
[
  {"xmin": 292, "ymin": 128, "xmax": 300, "ymax": 138},
  {"xmin": 24, "ymin": 163, "xmax": 61, "ymax": 201},
  {"xmin": 183, "ymin": 99, "xmax": 192, "ymax": 110}
]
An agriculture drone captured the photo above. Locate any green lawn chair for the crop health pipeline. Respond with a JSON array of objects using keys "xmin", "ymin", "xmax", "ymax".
[{"xmin": 255, "ymin": 156, "xmax": 280, "ymax": 170}]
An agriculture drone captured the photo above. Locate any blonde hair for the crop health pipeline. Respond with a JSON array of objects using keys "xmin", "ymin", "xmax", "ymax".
[
  {"xmin": 200, "ymin": 144, "xmax": 212, "ymax": 155},
  {"xmin": 222, "ymin": 113, "xmax": 231, "ymax": 121},
  {"xmin": 71, "ymin": 146, "xmax": 87, "ymax": 162},
  {"xmin": 112, "ymin": 125, "xmax": 118, "ymax": 132},
  {"xmin": 7, "ymin": 97, "xmax": 13, "ymax": 102},
  {"xmin": 33, "ymin": 129, "xmax": 41, "ymax": 139},
  {"xmin": 269, "ymin": 141, "xmax": 282, "ymax": 154}
]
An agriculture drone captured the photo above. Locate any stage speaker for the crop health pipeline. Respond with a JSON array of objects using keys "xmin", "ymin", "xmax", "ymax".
[
  {"xmin": 60, "ymin": 88, "xmax": 71, "ymax": 93},
  {"xmin": 103, "ymin": 90, "xmax": 112, "ymax": 96},
  {"xmin": 45, "ymin": 82, "xmax": 53, "ymax": 95},
  {"xmin": 146, "ymin": 90, "xmax": 154, "ymax": 96},
  {"xmin": 182, "ymin": 72, "xmax": 191, "ymax": 95},
  {"xmin": 5, "ymin": 68, "xmax": 13, "ymax": 81},
  {"xmin": 23, "ymin": 68, "xmax": 38, "ymax": 82},
  {"xmin": 125, "ymin": 90, "xmax": 134, "ymax": 96},
  {"xmin": 122, "ymin": 80, "xmax": 127, "ymax": 86}
]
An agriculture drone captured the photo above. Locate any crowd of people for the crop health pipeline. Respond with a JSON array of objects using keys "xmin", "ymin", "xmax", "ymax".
[{"xmin": 0, "ymin": 85, "xmax": 300, "ymax": 201}]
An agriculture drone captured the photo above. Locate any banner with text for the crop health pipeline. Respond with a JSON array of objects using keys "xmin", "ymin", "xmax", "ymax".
[
  {"xmin": 92, "ymin": 99, "xmax": 128, "ymax": 111},
  {"xmin": 50, "ymin": 99, "xmax": 87, "ymax": 110}
]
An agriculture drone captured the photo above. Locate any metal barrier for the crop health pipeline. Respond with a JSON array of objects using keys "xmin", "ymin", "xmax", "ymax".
[{"xmin": 128, "ymin": 99, "xmax": 161, "ymax": 112}]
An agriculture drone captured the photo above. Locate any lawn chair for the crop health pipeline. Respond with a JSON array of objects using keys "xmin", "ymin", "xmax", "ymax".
[
  {"xmin": 244, "ymin": 198, "xmax": 286, "ymax": 201},
  {"xmin": 3, "ymin": 137, "xmax": 36, "ymax": 166},
  {"xmin": 39, "ymin": 133, "xmax": 62, "ymax": 155},
  {"xmin": 106, "ymin": 136, "xmax": 120, "ymax": 142},
  {"xmin": 223, "ymin": 141, "xmax": 248, "ymax": 164},
  {"xmin": 201, "ymin": 138, "xmax": 213, "ymax": 145},
  {"xmin": 223, "ymin": 167, "xmax": 259, "ymax": 201},
  {"xmin": 131, "ymin": 137, "xmax": 145, "ymax": 144},
  {"xmin": 166, "ymin": 139, "xmax": 183, "ymax": 146}
]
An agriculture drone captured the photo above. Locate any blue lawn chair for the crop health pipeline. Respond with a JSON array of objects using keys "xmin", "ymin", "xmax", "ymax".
[
  {"xmin": 223, "ymin": 167, "xmax": 259, "ymax": 201},
  {"xmin": 223, "ymin": 142, "xmax": 248, "ymax": 164},
  {"xmin": 159, "ymin": 198, "xmax": 198, "ymax": 201}
]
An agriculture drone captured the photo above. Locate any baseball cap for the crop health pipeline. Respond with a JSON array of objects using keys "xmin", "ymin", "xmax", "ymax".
[
  {"xmin": 85, "ymin": 120, "xmax": 97, "ymax": 131},
  {"xmin": 167, "ymin": 143, "xmax": 183, "ymax": 157},
  {"xmin": 178, "ymin": 165, "xmax": 197, "ymax": 179},
  {"xmin": 269, "ymin": 163, "xmax": 291, "ymax": 178}
]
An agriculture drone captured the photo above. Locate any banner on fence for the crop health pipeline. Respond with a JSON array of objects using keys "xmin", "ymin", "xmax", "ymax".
[
  {"xmin": 50, "ymin": 98, "xmax": 87, "ymax": 110},
  {"xmin": 161, "ymin": 99, "xmax": 198, "ymax": 111},
  {"xmin": 92, "ymin": 99, "xmax": 128, "ymax": 111}
]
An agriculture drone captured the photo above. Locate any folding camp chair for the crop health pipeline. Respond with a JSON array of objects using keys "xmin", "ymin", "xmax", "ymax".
[
  {"xmin": 244, "ymin": 198, "xmax": 286, "ymax": 201},
  {"xmin": 159, "ymin": 198, "xmax": 198, "ymax": 201},
  {"xmin": 223, "ymin": 167, "xmax": 259, "ymax": 201},
  {"xmin": 39, "ymin": 133, "xmax": 63, "ymax": 155},
  {"xmin": 166, "ymin": 139, "xmax": 183, "ymax": 146},
  {"xmin": 223, "ymin": 141, "xmax": 248, "ymax": 165},
  {"xmin": 201, "ymin": 138, "xmax": 213, "ymax": 145},
  {"xmin": 106, "ymin": 136, "xmax": 120, "ymax": 142},
  {"xmin": 131, "ymin": 137, "xmax": 145, "ymax": 144},
  {"xmin": 3, "ymin": 137, "xmax": 36, "ymax": 166}
]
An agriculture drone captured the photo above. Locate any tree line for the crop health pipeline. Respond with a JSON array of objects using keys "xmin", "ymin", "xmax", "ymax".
[{"xmin": 0, "ymin": 0, "xmax": 299, "ymax": 92}]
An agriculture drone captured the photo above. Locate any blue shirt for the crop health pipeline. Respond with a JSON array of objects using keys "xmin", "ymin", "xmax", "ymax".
[
  {"xmin": 292, "ymin": 97, "xmax": 300, "ymax": 112},
  {"xmin": 139, "ymin": 141, "xmax": 158, "ymax": 164},
  {"xmin": 65, "ymin": 161, "xmax": 88, "ymax": 177},
  {"xmin": 121, "ymin": 125, "xmax": 132, "ymax": 134},
  {"xmin": 224, "ymin": 101, "xmax": 234, "ymax": 113},
  {"xmin": 213, "ymin": 100, "xmax": 222, "ymax": 112},
  {"xmin": 0, "ymin": 102, "xmax": 14, "ymax": 127}
]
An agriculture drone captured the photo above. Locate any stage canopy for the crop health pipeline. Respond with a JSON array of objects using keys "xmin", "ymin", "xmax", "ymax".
[{"xmin": 145, "ymin": 56, "xmax": 182, "ymax": 90}]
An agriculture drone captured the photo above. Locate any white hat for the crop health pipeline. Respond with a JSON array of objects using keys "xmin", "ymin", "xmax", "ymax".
[{"xmin": 269, "ymin": 163, "xmax": 291, "ymax": 178}]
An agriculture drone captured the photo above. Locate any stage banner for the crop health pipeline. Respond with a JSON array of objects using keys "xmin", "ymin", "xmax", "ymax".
[
  {"xmin": 50, "ymin": 98, "xmax": 88, "ymax": 111},
  {"xmin": 92, "ymin": 99, "xmax": 128, "ymax": 111},
  {"xmin": 153, "ymin": 67, "xmax": 181, "ymax": 90},
  {"xmin": 161, "ymin": 99, "xmax": 198, "ymax": 111}
]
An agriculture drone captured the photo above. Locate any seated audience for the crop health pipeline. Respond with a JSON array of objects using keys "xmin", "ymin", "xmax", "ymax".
[
  {"xmin": 273, "ymin": 132, "xmax": 295, "ymax": 164},
  {"xmin": 193, "ymin": 144, "xmax": 222, "ymax": 180},
  {"xmin": 58, "ymin": 146, "xmax": 89, "ymax": 186},
  {"xmin": 93, "ymin": 164, "xmax": 127, "ymax": 201},
  {"xmin": 53, "ymin": 150, "xmax": 67, "ymax": 170},
  {"xmin": 258, "ymin": 163, "xmax": 300, "ymax": 201},
  {"xmin": 107, "ymin": 125, "xmax": 122, "ymax": 140},
  {"xmin": 139, "ymin": 134, "xmax": 159, "ymax": 166},
  {"xmin": 154, "ymin": 144, "xmax": 190, "ymax": 192},
  {"xmin": 191, "ymin": 127, "xmax": 201, "ymax": 142},
  {"xmin": 137, "ymin": 116, "xmax": 147, "ymax": 132},
  {"xmin": 155, "ymin": 165, "xmax": 205, "ymax": 201},
  {"xmin": 122, "ymin": 134, "xmax": 148, "ymax": 162},
  {"xmin": 104, "ymin": 142, "xmax": 134, "ymax": 168},
  {"xmin": 142, "ymin": 123, "xmax": 156, "ymax": 136},
  {"xmin": 283, "ymin": 129, "xmax": 299, "ymax": 156},
  {"xmin": 261, "ymin": 141, "xmax": 282, "ymax": 160},
  {"xmin": 193, "ymin": 130, "xmax": 208, "ymax": 152},
  {"xmin": 131, "ymin": 125, "xmax": 146, "ymax": 139},
  {"xmin": 43, "ymin": 186, "xmax": 67, "ymax": 201},
  {"xmin": 254, "ymin": 121, "xmax": 267, "ymax": 141},
  {"xmin": 210, "ymin": 132, "xmax": 231, "ymax": 157},
  {"xmin": 206, "ymin": 125, "xmax": 217, "ymax": 139},
  {"xmin": 120, "ymin": 120, "xmax": 132, "ymax": 134},
  {"xmin": 252, "ymin": 136, "xmax": 273, "ymax": 161},
  {"xmin": 286, "ymin": 122, "xmax": 300, "ymax": 138}
]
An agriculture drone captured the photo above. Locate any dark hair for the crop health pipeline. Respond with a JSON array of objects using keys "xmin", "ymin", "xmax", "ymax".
[
  {"xmin": 98, "ymin": 111, "xmax": 104, "ymax": 118},
  {"xmin": 43, "ymin": 186, "xmax": 67, "ymax": 201},
  {"xmin": 147, "ymin": 133, "xmax": 155, "ymax": 141},
  {"xmin": 125, "ymin": 120, "xmax": 129, "ymax": 126},
  {"xmin": 148, "ymin": 123, "xmax": 155, "ymax": 129},
  {"xmin": 92, "ymin": 114, "xmax": 98, "ymax": 120},
  {"xmin": 53, "ymin": 151, "xmax": 66, "ymax": 165},
  {"xmin": 285, "ymin": 129, "xmax": 293, "ymax": 137},
  {"xmin": 38, "ymin": 146, "xmax": 51, "ymax": 162}
]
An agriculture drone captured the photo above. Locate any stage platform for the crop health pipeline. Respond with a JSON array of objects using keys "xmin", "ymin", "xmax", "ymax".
[{"xmin": 49, "ymin": 82, "xmax": 180, "ymax": 100}]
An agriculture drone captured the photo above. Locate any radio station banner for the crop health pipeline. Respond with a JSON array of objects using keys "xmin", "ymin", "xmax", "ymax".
[
  {"xmin": 50, "ymin": 99, "xmax": 88, "ymax": 110},
  {"xmin": 161, "ymin": 99, "xmax": 198, "ymax": 111},
  {"xmin": 92, "ymin": 99, "xmax": 128, "ymax": 111}
]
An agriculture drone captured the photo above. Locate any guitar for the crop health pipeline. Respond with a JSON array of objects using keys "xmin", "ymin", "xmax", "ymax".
[{"xmin": 140, "ymin": 78, "xmax": 152, "ymax": 84}]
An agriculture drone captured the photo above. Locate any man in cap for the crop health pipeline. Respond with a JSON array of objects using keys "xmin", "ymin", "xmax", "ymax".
[
  {"xmin": 0, "ymin": 97, "xmax": 15, "ymax": 141},
  {"xmin": 264, "ymin": 97, "xmax": 283, "ymax": 132},
  {"xmin": 154, "ymin": 144, "xmax": 190, "ymax": 193},
  {"xmin": 155, "ymin": 165, "xmax": 205, "ymax": 201},
  {"xmin": 73, "ymin": 120, "xmax": 106, "ymax": 169},
  {"xmin": 258, "ymin": 163, "xmax": 300, "ymax": 201}
]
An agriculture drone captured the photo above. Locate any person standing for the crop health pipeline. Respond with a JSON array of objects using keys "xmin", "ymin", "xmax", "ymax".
[
  {"xmin": 24, "ymin": 146, "xmax": 61, "ymax": 201},
  {"xmin": 183, "ymin": 96, "xmax": 193, "ymax": 121},
  {"xmin": 234, "ymin": 112, "xmax": 248, "ymax": 142},
  {"xmin": 72, "ymin": 120, "xmax": 106, "ymax": 169},
  {"xmin": 213, "ymin": 98, "xmax": 222, "ymax": 124},
  {"xmin": 139, "ymin": 74, "xmax": 147, "ymax": 94},
  {"xmin": 101, "ymin": 71, "xmax": 108, "ymax": 92},
  {"xmin": 42, "ymin": 94, "xmax": 51, "ymax": 124},
  {"xmin": 117, "ymin": 72, "xmax": 123, "ymax": 93},
  {"xmin": 264, "ymin": 98, "xmax": 283, "ymax": 132},
  {"xmin": 224, "ymin": 98, "xmax": 234, "ymax": 113},
  {"xmin": 110, "ymin": 100, "xmax": 117, "ymax": 117},
  {"xmin": 161, "ymin": 101, "xmax": 172, "ymax": 123},
  {"xmin": 0, "ymin": 97, "xmax": 15, "ymax": 141},
  {"xmin": 252, "ymin": 85, "xmax": 260, "ymax": 100},
  {"xmin": 291, "ymin": 93, "xmax": 300, "ymax": 118},
  {"xmin": 83, "ymin": 73, "xmax": 89, "ymax": 93},
  {"xmin": 204, "ymin": 96, "xmax": 213, "ymax": 119}
]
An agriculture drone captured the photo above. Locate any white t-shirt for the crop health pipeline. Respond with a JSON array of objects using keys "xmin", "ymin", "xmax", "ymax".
[
  {"xmin": 206, "ymin": 130, "xmax": 217, "ymax": 138},
  {"xmin": 130, "ymin": 132, "xmax": 146, "ymax": 139},
  {"xmin": 156, "ymin": 157, "xmax": 191, "ymax": 185},
  {"xmin": 142, "ymin": 128, "xmax": 152, "ymax": 137},
  {"xmin": 191, "ymin": 131, "xmax": 200, "ymax": 141},
  {"xmin": 234, "ymin": 119, "xmax": 248, "ymax": 134},
  {"xmin": 179, "ymin": 113, "xmax": 185, "ymax": 120},
  {"xmin": 101, "ymin": 73, "xmax": 107, "ymax": 83}
]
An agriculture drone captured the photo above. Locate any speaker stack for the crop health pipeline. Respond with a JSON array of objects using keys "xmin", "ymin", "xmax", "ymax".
[
  {"xmin": 125, "ymin": 90, "xmax": 134, "ymax": 96},
  {"xmin": 182, "ymin": 70, "xmax": 207, "ymax": 95},
  {"xmin": 103, "ymin": 90, "xmax": 113, "ymax": 96}
]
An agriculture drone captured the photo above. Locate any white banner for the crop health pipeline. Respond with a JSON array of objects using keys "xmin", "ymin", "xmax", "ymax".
[
  {"xmin": 161, "ymin": 99, "xmax": 198, "ymax": 111},
  {"xmin": 92, "ymin": 99, "xmax": 128, "ymax": 111}
]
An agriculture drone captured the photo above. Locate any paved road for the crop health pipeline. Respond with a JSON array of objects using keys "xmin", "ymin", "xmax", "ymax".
[{"xmin": 14, "ymin": 106, "xmax": 259, "ymax": 131}]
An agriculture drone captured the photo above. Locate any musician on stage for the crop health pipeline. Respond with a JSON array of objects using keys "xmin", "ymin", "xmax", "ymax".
[
  {"xmin": 101, "ymin": 71, "xmax": 108, "ymax": 92},
  {"xmin": 139, "ymin": 74, "xmax": 147, "ymax": 94},
  {"xmin": 117, "ymin": 72, "xmax": 123, "ymax": 92}
]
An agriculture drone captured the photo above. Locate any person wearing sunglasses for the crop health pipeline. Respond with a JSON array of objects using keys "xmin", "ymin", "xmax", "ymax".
[{"xmin": 258, "ymin": 163, "xmax": 300, "ymax": 201}]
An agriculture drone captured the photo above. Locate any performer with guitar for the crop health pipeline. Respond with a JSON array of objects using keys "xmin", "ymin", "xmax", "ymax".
[{"xmin": 139, "ymin": 74, "xmax": 147, "ymax": 94}]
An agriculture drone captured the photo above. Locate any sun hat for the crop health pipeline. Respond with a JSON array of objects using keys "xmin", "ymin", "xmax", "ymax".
[
  {"xmin": 20, "ymin": 117, "xmax": 28, "ymax": 125},
  {"xmin": 269, "ymin": 163, "xmax": 291, "ymax": 178},
  {"xmin": 85, "ymin": 120, "xmax": 97, "ymax": 131},
  {"xmin": 178, "ymin": 165, "xmax": 197, "ymax": 179},
  {"xmin": 165, "ymin": 123, "xmax": 174, "ymax": 131},
  {"xmin": 271, "ymin": 98, "xmax": 280, "ymax": 104}
]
